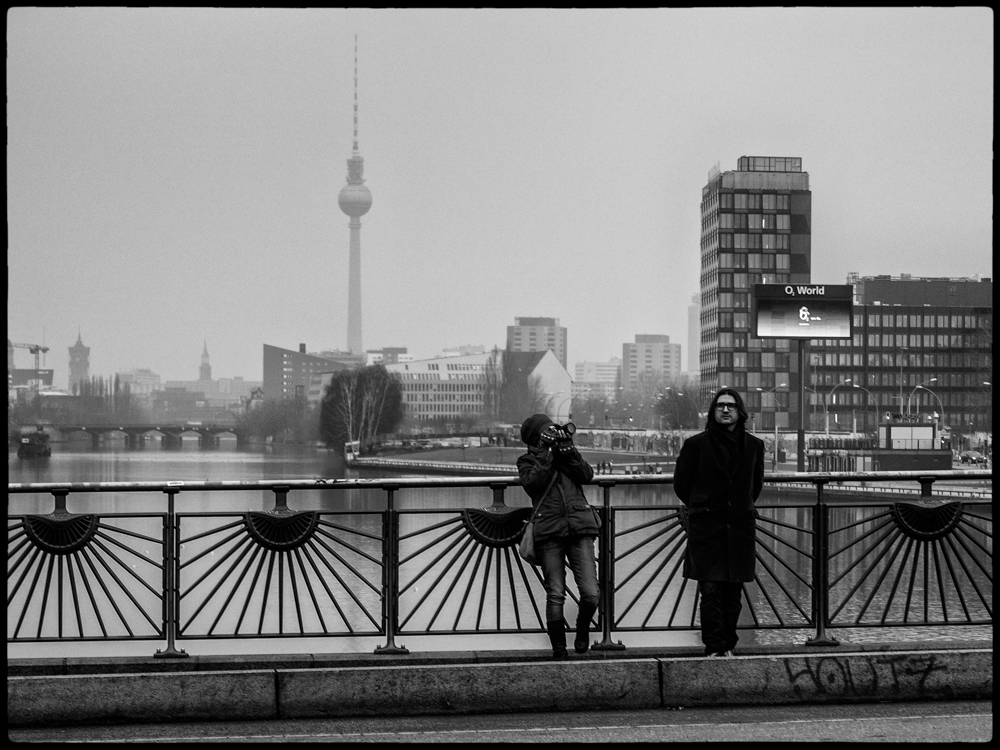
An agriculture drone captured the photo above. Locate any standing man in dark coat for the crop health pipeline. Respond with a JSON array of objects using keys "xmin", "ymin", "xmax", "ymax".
[{"xmin": 673, "ymin": 388, "xmax": 765, "ymax": 657}]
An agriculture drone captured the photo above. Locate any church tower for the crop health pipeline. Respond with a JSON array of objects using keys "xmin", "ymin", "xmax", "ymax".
[
  {"xmin": 199, "ymin": 341, "xmax": 212, "ymax": 382},
  {"xmin": 337, "ymin": 36, "xmax": 372, "ymax": 355},
  {"xmin": 68, "ymin": 331, "xmax": 90, "ymax": 393}
]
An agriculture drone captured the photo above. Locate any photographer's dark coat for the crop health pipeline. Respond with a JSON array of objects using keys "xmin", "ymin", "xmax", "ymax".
[
  {"xmin": 517, "ymin": 446, "xmax": 599, "ymax": 541},
  {"xmin": 673, "ymin": 423, "xmax": 765, "ymax": 582}
]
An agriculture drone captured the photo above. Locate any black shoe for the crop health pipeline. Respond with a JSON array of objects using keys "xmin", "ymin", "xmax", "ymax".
[
  {"xmin": 546, "ymin": 620, "xmax": 568, "ymax": 661},
  {"xmin": 574, "ymin": 606, "xmax": 597, "ymax": 654}
]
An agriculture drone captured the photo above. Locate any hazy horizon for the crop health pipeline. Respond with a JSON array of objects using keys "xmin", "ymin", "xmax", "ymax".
[{"xmin": 7, "ymin": 8, "xmax": 993, "ymax": 387}]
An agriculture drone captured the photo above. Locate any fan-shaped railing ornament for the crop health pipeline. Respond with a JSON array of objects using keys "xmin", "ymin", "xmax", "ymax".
[
  {"xmin": 462, "ymin": 507, "xmax": 534, "ymax": 548},
  {"xmin": 24, "ymin": 514, "xmax": 99, "ymax": 555},
  {"xmin": 889, "ymin": 501, "xmax": 963, "ymax": 541},
  {"xmin": 244, "ymin": 511, "xmax": 319, "ymax": 551}
]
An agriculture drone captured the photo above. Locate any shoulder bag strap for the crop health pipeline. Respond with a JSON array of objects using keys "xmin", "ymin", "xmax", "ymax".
[{"xmin": 528, "ymin": 468, "xmax": 561, "ymax": 522}]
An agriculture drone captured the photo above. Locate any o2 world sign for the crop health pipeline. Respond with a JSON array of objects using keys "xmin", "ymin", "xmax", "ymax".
[{"xmin": 753, "ymin": 284, "xmax": 854, "ymax": 339}]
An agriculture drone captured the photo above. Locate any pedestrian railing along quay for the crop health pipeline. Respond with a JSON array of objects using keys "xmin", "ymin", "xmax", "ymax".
[{"xmin": 7, "ymin": 470, "xmax": 992, "ymax": 657}]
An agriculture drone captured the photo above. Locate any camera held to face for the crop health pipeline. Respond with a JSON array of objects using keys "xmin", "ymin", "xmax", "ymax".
[{"xmin": 539, "ymin": 422, "xmax": 576, "ymax": 452}]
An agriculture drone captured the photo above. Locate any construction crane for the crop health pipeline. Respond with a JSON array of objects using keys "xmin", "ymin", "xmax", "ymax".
[{"xmin": 9, "ymin": 341, "xmax": 50, "ymax": 372}]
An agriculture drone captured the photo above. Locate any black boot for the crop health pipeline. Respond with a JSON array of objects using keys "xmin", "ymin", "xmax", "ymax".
[
  {"xmin": 546, "ymin": 620, "xmax": 568, "ymax": 660},
  {"xmin": 574, "ymin": 604, "xmax": 598, "ymax": 654}
]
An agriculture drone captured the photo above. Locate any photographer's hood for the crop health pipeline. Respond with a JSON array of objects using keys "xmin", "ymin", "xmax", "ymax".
[{"xmin": 520, "ymin": 414, "xmax": 554, "ymax": 446}]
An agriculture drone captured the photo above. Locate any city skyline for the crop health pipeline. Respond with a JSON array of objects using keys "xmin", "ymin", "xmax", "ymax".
[{"xmin": 7, "ymin": 8, "xmax": 993, "ymax": 386}]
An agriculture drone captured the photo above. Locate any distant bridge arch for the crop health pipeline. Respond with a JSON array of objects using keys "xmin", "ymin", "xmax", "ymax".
[{"xmin": 44, "ymin": 423, "xmax": 249, "ymax": 450}]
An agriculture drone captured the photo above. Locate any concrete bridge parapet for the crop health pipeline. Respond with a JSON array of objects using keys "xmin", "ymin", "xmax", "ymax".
[{"xmin": 7, "ymin": 641, "xmax": 991, "ymax": 727}]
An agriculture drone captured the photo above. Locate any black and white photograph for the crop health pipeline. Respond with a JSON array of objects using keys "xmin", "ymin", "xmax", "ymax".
[{"xmin": 8, "ymin": 7, "xmax": 991, "ymax": 743}]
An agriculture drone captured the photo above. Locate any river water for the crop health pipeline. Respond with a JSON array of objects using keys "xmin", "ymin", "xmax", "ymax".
[{"xmin": 8, "ymin": 438, "xmax": 992, "ymax": 658}]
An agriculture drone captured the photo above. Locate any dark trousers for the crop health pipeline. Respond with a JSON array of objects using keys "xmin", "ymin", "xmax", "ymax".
[{"xmin": 698, "ymin": 581, "xmax": 743, "ymax": 655}]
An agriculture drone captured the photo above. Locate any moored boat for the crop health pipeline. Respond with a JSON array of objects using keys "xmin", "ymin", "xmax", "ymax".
[{"xmin": 17, "ymin": 430, "xmax": 51, "ymax": 458}]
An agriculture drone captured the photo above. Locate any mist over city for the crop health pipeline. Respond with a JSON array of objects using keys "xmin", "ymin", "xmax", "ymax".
[{"xmin": 7, "ymin": 8, "xmax": 992, "ymax": 398}]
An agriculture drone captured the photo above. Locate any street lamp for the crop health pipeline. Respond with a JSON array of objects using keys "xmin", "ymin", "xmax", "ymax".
[
  {"xmin": 756, "ymin": 384, "xmax": 786, "ymax": 459},
  {"xmin": 906, "ymin": 378, "xmax": 938, "ymax": 416},
  {"xmin": 803, "ymin": 385, "xmax": 827, "ymax": 434},
  {"xmin": 826, "ymin": 379, "xmax": 853, "ymax": 434},
  {"xmin": 851, "ymin": 383, "xmax": 880, "ymax": 434},
  {"xmin": 551, "ymin": 395, "xmax": 572, "ymax": 423},
  {"xmin": 912, "ymin": 384, "xmax": 944, "ymax": 426},
  {"xmin": 897, "ymin": 347, "xmax": 908, "ymax": 412},
  {"xmin": 675, "ymin": 391, "xmax": 701, "ymax": 429},
  {"xmin": 542, "ymin": 391, "xmax": 564, "ymax": 419}
]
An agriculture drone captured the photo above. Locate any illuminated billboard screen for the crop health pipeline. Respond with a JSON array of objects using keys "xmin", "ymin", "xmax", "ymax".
[{"xmin": 753, "ymin": 284, "xmax": 853, "ymax": 339}]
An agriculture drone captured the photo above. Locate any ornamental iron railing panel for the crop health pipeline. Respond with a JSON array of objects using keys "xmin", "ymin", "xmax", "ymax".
[
  {"xmin": 825, "ymin": 500, "xmax": 992, "ymax": 627},
  {"xmin": 174, "ymin": 484, "xmax": 385, "ymax": 639},
  {"xmin": 396, "ymin": 508, "xmax": 550, "ymax": 634},
  {"xmin": 611, "ymin": 503, "xmax": 815, "ymax": 631},
  {"xmin": 6, "ymin": 470, "xmax": 992, "ymax": 656},
  {"xmin": 8, "ymin": 511, "xmax": 164, "ymax": 641}
]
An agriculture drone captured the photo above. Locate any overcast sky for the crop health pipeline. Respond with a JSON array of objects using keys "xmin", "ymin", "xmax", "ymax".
[{"xmin": 7, "ymin": 7, "xmax": 993, "ymax": 386}]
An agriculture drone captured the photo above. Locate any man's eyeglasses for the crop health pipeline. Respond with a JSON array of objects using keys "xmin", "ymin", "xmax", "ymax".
[{"xmin": 715, "ymin": 403, "xmax": 737, "ymax": 412}]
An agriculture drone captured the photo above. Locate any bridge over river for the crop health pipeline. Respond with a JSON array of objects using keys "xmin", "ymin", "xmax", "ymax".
[{"xmin": 33, "ymin": 422, "xmax": 249, "ymax": 450}]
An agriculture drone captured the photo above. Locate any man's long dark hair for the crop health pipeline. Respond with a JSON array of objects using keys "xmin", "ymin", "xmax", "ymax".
[{"xmin": 705, "ymin": 388, "xmax": 750, "ymax": 429}]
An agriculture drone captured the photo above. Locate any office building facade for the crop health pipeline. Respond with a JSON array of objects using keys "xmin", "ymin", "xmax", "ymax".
[
  {"xmin": 572, "ymin": 358, "xmax": 621, "ymax": 402},
  {"xmin": 699, "ymin": 156, "xmax": 811, "ymax": 427},
  {"xmin": 386, "ymin": 349, "xmax": 571, "ymax": 425},
  {"xmin": 263, "ymin": 343, "xmax": 352, "ymax": 402},
  {"xmin": 622, "ymin": 335, "xmax": 682, "ymax": 391},
  {"xmin": 506, "ymin": 317, "xmax": 568, "ymax": 370},
  {"xmin": 808, "ymin": 274, "xmax": 992, "ymax": 437}
]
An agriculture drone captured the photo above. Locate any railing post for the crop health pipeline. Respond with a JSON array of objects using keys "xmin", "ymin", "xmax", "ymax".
[
  {"xmin": 918, "ymin": 476, "xmax": 935, "ymax": 498},
  {"xmin": 488, "ymin": 482, "xmax": 509, "ymax": 509},
  {"xmin": 375, "ymin": 483, "xmax": 408, "ymax": 654},
  {"xmin": 806, "ymin": 479, "xmax": 839, "ymax": 647},
  {"xmin": 50, "ymin": 488, "xmax": 69, "ymax": 516},
  {"xmin": 155, "ymin": 488, "xmax": 188, "ymax": 658},
  {"xmin": 591, "ymin": 479, "xmax": 625, "ymax": 651},
  {"xmin": 271, "ymin": 485, "xmax": 291, "ymax": 513}
]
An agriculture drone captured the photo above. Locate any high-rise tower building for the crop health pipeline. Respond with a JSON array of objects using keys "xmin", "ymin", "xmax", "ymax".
[
  {"xmin": 506, "ymin": 317, "xmax": 568, "ymax": 370},
  {"xmin": 199, "ymin": 341, "xmax": 212, "ymax": 382},
  {"xmin": 68, "ymin": 331, "xmax": 90, "ymax": 393},
  {"xmin": 699, "ymin": 156, "xmax": 811, "ymax": 428},
  {"xmin": 337, "ymin": 36, "xmax": 372, "ymax": 355}
]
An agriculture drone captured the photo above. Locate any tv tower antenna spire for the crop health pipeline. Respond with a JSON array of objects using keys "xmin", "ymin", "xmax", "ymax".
[{"xmin": 338, "ymin": 34, "xmax": 372, "ymax": 356}]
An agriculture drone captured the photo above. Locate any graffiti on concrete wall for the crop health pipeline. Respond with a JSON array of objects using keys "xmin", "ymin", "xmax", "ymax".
[{"xmin": 784, "ymin": 653, "xmax": 951, "ymax": 698}]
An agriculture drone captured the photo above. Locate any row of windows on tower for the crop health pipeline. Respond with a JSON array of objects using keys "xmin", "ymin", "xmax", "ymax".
[
  {"xmin": 716, "ymin": 270, "xmax": 791, "ymax": 289},
  {"xmin": 810, "ymin": 353, "xmax": 981, "ymax": 371},
  {"xmin": 700, "ymin": 191, "xmax": 794, "ymax": 218},
  {"xmin": 718, "ymin": 214, "xmax": 792, "ymax": 230},
  {"xmin": 716, "ymin": 253, "xmax": 792, "ymax": 269}
]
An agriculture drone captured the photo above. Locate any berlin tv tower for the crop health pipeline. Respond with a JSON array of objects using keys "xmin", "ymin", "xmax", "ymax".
[{"xmin": 337, "ymin": 35, "xmax": 372, "ymax": 355}]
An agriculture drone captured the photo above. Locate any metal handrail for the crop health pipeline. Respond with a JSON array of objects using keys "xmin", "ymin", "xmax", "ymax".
[
  {"xmin": 8, "ymin": 468, "xmax": 991, "ymax": 495},
  {"xmin": 7, "ymin": 470, "xmax": 992, "ymax": 657}
]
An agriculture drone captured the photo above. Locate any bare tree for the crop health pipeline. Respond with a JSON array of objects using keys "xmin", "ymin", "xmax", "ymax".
[
  {"xmin": 481, "ymin": 346, "xmax": 503, "ymax": 422},
  {"xmin": 319, "ymin": 365, "xmax": 404, "ymax": 452}
]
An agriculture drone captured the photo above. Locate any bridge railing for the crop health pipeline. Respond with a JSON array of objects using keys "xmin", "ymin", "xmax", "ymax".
[{"xmin": 7, "ymin": 470, "xmax": 992, "ymax": 656}]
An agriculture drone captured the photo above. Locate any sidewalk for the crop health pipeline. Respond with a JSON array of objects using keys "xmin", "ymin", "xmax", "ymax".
[{"xmin": 10, "ymin": 700, "xmax": 994, "ymax": 743}]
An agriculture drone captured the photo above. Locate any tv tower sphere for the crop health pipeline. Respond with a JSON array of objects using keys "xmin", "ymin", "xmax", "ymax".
[{"xmin": 338, "ymin": 180, "xmax": 372, "ymax": 217}]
